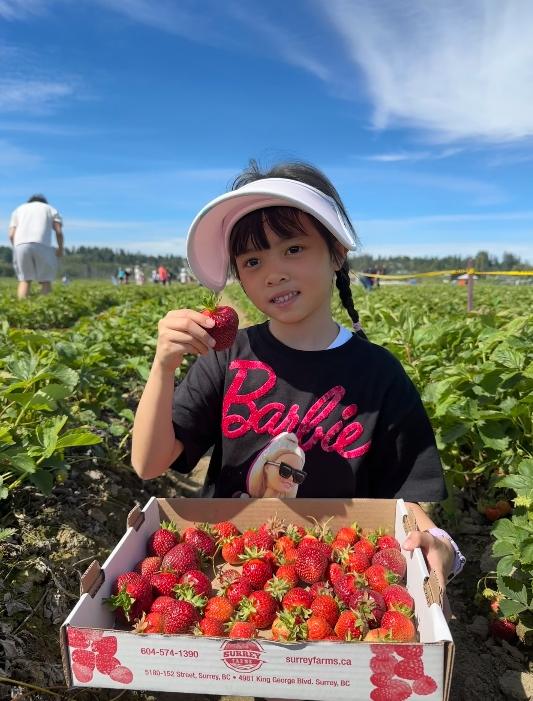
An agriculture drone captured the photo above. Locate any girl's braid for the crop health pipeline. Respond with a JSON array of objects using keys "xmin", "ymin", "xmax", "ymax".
[{"xmin": 335, "ymin": 261, "xmax": 368, "ymax": 340}]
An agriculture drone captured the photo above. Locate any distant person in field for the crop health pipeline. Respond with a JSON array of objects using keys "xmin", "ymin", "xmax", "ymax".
[
  {"xmin": 8, "ymin": 194, "xmax": 64, "ymax": 300},
  {"xmin": 157, "ymin": 264, "xmax": 169, "ymax": 285}
]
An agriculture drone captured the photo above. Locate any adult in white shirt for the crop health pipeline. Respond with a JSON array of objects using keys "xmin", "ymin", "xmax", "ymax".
[{"xmin": 8, "ymin": 194, "xmax": 64, "ymax": 299}]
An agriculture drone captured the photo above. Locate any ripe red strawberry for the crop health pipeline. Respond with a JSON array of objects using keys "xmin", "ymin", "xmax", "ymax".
[
  {"xmin": 109, "ymin": 666, "xmax": 133, "ymax": 684},
  {"xmin": 381, "ymin": 610, "xmax": 416, "ymax": 642},
  {"xmin": 221, "ymin": 536, "xmax": 245, "ymax": 565},
  {"xmin": 394, "ymin": 655, "xmax": 424, "ymax": 680},
  {"xmin": 298, "ymin": 538, "xmax": 333, "ymax": 561},
  {"xmin": 134, "ymin": 611, "xmax": 165, "ymax": 633},
  {"xmin": 275, "ymin": 535, "xmax": 297, "ymax": 556},
  {"xmin": 178, "ymin": 569, "xmax": 212, "ymax": 598},
  {"xmin": 334, "ymin": 610, "xmax": 367, "ymax": 641},
  {"xmin": 349, "ymin": 588, "xmax": 386, "ymax": 627},
  {"xmin": 212, "ymin": 520, "xmax": 240, "ymax": 541},
  {"xmin": 240, "ymin": 591, "xmax": 278, "ymax": 629},
  {"xmin": 372, "ymin": 548, "xmax": 407, "ymax": 579},
  {"xmin": 228, "ymin": 620, "xmax": 257, "ymax": 639},
  {"xmin": 275, "ymin": 564, "xmax": 299, "ymax": 588},
  {"xmin": 295, "ymin": 546, "xmax": 328, "ymax": 584},
  {"xmin": 147, "ymin": 522, "xmax": 180, "ymax": 557},
  {"xmin": 346, "ymin": 550, "xmax": 371, "ymax": 574},
  {"xmin": 149, "ymin": 571, "xmax": 179, "ymax": 597},
  {"xmin": 106, "ymin": 572, "xmax": 153, "ymax": 623},
  {"xmin": 243, "ymin": 528, "xmax": 274, "ymax": 552},
  {"xmin": 412, "ymin": 675, "xmax": 438, "ymax": 694},
  {"xmin": 353, "ymin": 537, "xmax": 377, "ymax": 559},
  {"xmin": 310, "ymin": 594, "xmax": 339, "ymax": 628},
  {"xmin": 382, "ymin": 584, "xmax": 414, "ymax": 615},
  {"xmin": 282, "ymin": 587, "xmax": 313, "ymax": 613},
  {"xmin": 305, "ymin": 615, "xmax": 333, "ymax": 640},
  {"xmin": 370, "ymin": 679, "xmax": 412, "ymax": 701},
  {"xmin": 333, "ymin": 573, "xmax": 358, "ymax": 605},
  {"xmin": 335, "ymin": 524, "xmax": 359, "ymax": 544},
  {"xmin": 489, "ymin": 617, "xmax": 517, "ymax": 642},
  {"xmin": 150, "ymin": 595, "xmax": 176, "ymax": 613},
  {"xmin": 241, "ymin": 555, "xmax": 273, "ymax": 589},
  {"xmin": 376, "ymin": 534, "xmax": 400, "ymax": 551},
  {"xmin": 201, "ymin": 296, "xmax": 239, "ymax": 351},
  {"xmin": 91, "ymin": 636, "xmax": 117, "ymax": 656},
  {"xmin": 71, "ymin": 649, "xmax": 95, "ymax": 669},
  {"xmin": 162, "ymin": 599, "xmax": 198, "ymax": 634},
  {"xmin": 161, "ymin": 542, "xmax": 200, "ymax": 575},
  {"xmin": 308, "ymin": 580, "xmax": 332, "ymax": 598},
  {"xmin": 327, "ymin": 561, "xmax": 344, "ymax": 586},
  {"xmin": 182, "ymin": 526, "xmax": 217, "ymax": 557},
  {"xmin": 364, "ymin": 564, "xmax": 400, "ymax": 593},
  {"xmin": 95, "ymin": 655, "xmax": 120, "ymax": 675},
  {"xmin": 135, "ymin": 556, "xmax": 162, "ymax": 577},
  {"xmin": 226, "ymin": 578, "xmax": 254, "ymax": 607},
  {"xmin": 197, "ymin": 617, "xmax": 226, "ymax": 637},
  {"xmin": 205, "ymin": 596, "xmax": 234, "ymax": 623}
]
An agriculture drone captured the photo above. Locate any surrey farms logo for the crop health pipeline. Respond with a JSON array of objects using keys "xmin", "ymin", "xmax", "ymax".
[{"xmin": 220, "ymin": 640, "xmax": 264, "ymax": 672}]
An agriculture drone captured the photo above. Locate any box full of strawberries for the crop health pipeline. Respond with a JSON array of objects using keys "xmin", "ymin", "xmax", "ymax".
[{"xmin": 61, "ymin": 497, "xmax": 454, "ymax": 701}]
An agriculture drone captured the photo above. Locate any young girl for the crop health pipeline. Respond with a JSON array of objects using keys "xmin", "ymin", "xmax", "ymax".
[{"xmin": 131, "ymin": 160, "xmax": 465, "ymax": 594}]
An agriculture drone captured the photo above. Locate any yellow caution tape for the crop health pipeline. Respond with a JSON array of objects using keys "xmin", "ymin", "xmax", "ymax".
[{"xmin": 352, "ymin": 269, "xmax": 533, "ymax": 280}]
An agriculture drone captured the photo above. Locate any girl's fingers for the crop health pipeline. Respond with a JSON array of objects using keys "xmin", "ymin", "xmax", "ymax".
[
  {"xmin": 165, "ymin": 332, "xmax": 211, "ymax": 356},
  {"xmin": 165, "ymin": 309, "xmax": 215, "ymax": 328},
  {"xmin": 160, "ymin": 315, "xmax": 216, "ymax": 348}
]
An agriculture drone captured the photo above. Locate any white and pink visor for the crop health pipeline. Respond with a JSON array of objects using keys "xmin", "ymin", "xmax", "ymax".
[{"xmin": 186, "ymin": 177, "xmax": 357, "ymax": 292}]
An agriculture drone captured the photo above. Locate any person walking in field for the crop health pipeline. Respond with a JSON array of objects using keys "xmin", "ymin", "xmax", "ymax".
[{"xmin": 8, "ymin": 194, "xmax": 64, "ymax": 300}]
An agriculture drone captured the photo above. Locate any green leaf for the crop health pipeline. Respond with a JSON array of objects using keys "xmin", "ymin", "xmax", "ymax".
[
  {"xmin": 9, "ymin": 453, "xmax": 36, "ymax": 474},
  {"xmin": 441, "ymin": 424, "xmax": 470, "ymax": 444},
  {"xmin": 29, "ymin": 469, "xmax": 54, "ymax": 494},
  {"xmin": 478, "ymin": 423, "xmax": 510, "ymax": 451},
  {"xmin": 492, "ymin": 518, "xmax": 518, "ymax": 540},
  {"xmin": 56, "ymin": 430, "xmax": 102, "ymax": 450},
  {"xmin": 496, "ymin": 554, "xmax": 516, "ymax": 576},
  {"xmin": 520, "ymin": 538, "xmax": 533, "ymax": 564},
  {"xmin": 499, "ymin": 599, "xmax": 528, "ymax": 617},
  {"xmin": 497, "ymin": 575, "xmax": 530, "ymax": 606},
  {"xmin": 492, "ymin": 540, "xmax": 515, "ymax": 558}
]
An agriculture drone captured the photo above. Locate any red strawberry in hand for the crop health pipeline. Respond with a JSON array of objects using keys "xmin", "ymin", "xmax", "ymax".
[{"xmin": 201, "ymin": 294, "xmax": 239, "ymax": 351}]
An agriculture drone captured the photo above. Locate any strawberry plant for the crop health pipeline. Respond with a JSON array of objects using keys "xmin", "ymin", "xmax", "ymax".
[{"xmin": 486, "ymin": 459, "xmax": 533, "ymax": 644}]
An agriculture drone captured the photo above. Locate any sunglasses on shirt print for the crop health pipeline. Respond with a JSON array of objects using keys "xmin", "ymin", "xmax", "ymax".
[{"xmin": 265, "ymin": 460, "xmax": 307, "ymax": 485}]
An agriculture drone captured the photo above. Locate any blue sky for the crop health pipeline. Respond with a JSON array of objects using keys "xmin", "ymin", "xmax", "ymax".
[{"xmin": 1, "ymin": 0, "xmax": 533, "ymax": 261}]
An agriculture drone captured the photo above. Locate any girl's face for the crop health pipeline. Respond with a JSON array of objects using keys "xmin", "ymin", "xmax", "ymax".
[
  {"xmin": 234, "ymin": 214, "xmax": 343, "ymax": 329},
  {"xmin": 265, "ymin": 451, "xmax": 304, "ymax": 493}
]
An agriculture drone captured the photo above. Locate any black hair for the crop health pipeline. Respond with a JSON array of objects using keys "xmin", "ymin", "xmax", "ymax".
[
  {"xmin": 228, "ymin": 159, "xmax": 367, "ymax": 340},
  {"xmin": 28, "ymin": 194, "xmax": 48, "ymax": 204}
]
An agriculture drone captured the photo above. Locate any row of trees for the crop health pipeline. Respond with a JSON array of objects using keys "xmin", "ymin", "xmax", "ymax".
[
  {"xmin": 0, "ymin": 246, "xmax": 186, "ymax": 279},
  {"xmin": 0, "ymin": 246, "xmax": 530, "ymax": 279},
  {"xmin": 350, "ymin": 250, "xmax": 531, "ymax": 274}
]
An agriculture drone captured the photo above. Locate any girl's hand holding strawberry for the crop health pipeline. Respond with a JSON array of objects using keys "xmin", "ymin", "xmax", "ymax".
[{"xmin": 154, "ymin": 309, "xmax": 217, "ymax": 372}]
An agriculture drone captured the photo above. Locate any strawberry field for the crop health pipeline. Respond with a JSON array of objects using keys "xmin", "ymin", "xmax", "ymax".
[{"xmin": 1, "ymin": 279, "xmax": 532, "ymax": 700}]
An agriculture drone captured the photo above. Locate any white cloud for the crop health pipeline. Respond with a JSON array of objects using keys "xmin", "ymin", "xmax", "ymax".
[
  {"xmin": 0, "ymin": 79, "xmax": 74, "ymax": 114},
  {"xmin": 0, "ymin": 139, "xmax": 41, "ymax": 167},
  {"xmin": 320, "ymin": 0, "xmax": 533, "ymax": 142},
  {"xmin": 365, "ymin": 149, "xmax": 462, "ymax": 162},
  {"xmin": 0, "ymin": 0, "xmax": 45, "ymax": 20}
]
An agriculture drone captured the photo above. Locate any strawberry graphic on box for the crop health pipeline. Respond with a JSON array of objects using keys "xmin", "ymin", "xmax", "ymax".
[
  {"xmin": 368, "ymin": 644, "xmax": 438, "ymax": 699},
  {"xmin": 68, "ymin": 630, "xmax": 133, "ymax": 686}
]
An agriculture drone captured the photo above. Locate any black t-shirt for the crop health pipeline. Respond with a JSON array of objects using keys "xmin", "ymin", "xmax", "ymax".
[{"xmin": 171, "ymin": 322, "xmax": 447, "ymax": 502}]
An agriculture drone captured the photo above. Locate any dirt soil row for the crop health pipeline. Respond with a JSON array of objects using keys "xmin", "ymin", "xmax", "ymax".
[{"xmin": 1, "ymin": 455, "xmax": 532, "ymax": 701}]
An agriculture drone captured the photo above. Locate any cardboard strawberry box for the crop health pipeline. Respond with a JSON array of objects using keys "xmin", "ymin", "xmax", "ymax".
[{"xmin": 61, "ymin": 497, "xmax": 454, "ymax": 700}]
